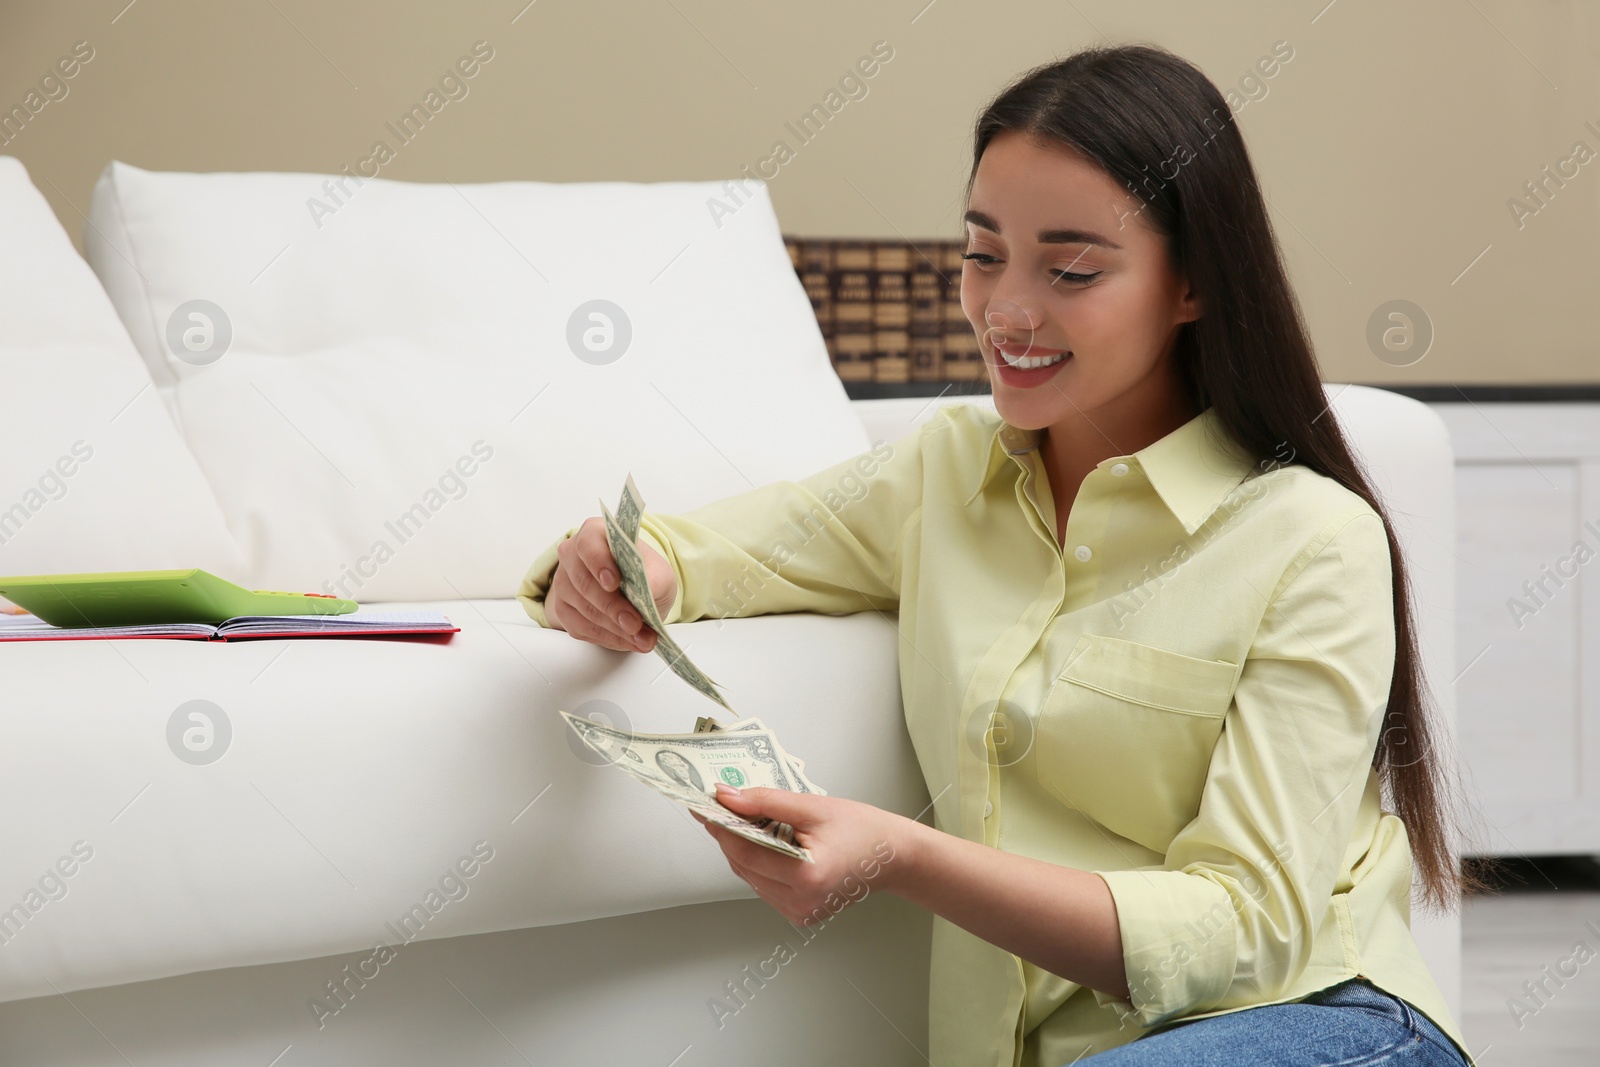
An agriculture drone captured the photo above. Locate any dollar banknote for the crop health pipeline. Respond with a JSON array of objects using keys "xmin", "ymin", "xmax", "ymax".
[
  {"xmin": 599, "ymin": 478, "xmax": 733, "ymax": 712},
  {"xmin": 561, "ymin": 709, "xmax": 819, "ymax": 861},
  {"xmin": 615, "ymin": 472, "xmax": 644, "ymax": 543},
  {"xmin": 696, "ymin": 715, "xmax": 827, "ymax": 797}
]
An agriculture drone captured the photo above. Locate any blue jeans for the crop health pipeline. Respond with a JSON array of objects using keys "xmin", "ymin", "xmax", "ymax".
[{"xmin": 1077, "ymin": 978, "xmax": 1470, "ymax": 1065}]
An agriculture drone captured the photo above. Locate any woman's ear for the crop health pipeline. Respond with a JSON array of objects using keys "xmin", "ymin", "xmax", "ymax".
[{"xmin": 1176, "ymin": 279, "xmax": 1203, "ymax": 324}]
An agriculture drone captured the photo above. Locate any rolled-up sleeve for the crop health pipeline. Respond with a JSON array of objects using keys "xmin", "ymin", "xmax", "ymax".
[
  {"xmin": 516, "ymin": 414, "xmax": 940, "ymax": 628},
  {"xmin": 1089, "ymin": 509, "xmax": 1396, "ymax": 1027}
]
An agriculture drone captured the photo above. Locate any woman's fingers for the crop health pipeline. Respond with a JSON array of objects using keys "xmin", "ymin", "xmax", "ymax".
[
  {"xmin": 726, "ymin": 855, "xmax": 792, "ymax": 898},
  {"xmin": 550, "ymin": 583, "xmax": 632, "ymax": 651},
  {"xmin": 701, "ymin": 813, "xmax": 809, "ymax": 882},
  {"xmin": 563, "ymin": 525, "xmax": 639, "ymax": 629},
  {"xmin": 551, "ymin": 522, "xmax": 652, "ymax": 649},
  {"xmin": 575, "ymin": 520, "xmax": 655, "ymax": 639},
  {"xmin": 544, "ymin": 517, "xmax": 673, "ymax": 656},
  {"xmin": 552, "ymin": 588, "xmax": 637, "ymax": 652},
  {"xmin": 551, "ymin": 578, "xmax": 640, "ymax": 653},
  {"xmin": 714, "ymin": 784, "xmax": 818, "ymax": 829},
  {"xmin": 569, "ymin": 519, "xmax": 624, "ymax": 596}
]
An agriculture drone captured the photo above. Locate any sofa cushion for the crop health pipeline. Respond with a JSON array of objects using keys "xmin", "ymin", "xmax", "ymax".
[
  {"xmin": 83, "ymin": 163, "xmax": 868, "ymax": 602},
  {"xmin": 0, "ymin": 601, "xmax": 921, "ymax": 1002},
  {"xmin": 0, "ymin": 157, "xmax": 241, "ymax": 581}
]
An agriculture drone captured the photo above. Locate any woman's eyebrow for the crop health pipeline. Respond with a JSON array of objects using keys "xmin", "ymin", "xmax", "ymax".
[{"xmin": 963, "ymin": 209, "xmax": 1123, "ymax": 250}]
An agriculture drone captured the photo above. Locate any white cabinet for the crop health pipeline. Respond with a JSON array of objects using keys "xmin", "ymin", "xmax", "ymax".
[{"xmin": 1432, "ymin": 403, "xmax": 1600, "ymax": 856}]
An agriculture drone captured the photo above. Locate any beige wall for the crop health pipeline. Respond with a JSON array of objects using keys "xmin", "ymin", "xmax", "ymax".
[{"xmin": 2, "ymin": 0, "xmax": 1596, "ymax": 384}]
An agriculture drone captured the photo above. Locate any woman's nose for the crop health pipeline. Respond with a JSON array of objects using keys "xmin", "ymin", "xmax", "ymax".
[{"xmin": 982, "ymin": 295, "xmax": 1044, "ymax": 349}]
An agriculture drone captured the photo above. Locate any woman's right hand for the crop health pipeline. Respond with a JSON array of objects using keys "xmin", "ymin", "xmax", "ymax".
[{"xmin": 544, "ymin": 516, "xmax": 679, "ymax": 653}]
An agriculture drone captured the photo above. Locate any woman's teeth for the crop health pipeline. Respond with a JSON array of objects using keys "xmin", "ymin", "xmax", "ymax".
[{"xmin": 999, "ymin": 347, "xmax": 1070, "ymax": 369}]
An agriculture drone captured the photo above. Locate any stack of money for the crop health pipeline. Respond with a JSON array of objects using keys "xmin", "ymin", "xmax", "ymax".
[
  {"xmin": 561, "ymin": 710, "xmax": 825, "ymax": 861},
  {"xmin": 693, "ymin": 713, "xmax": 826, "ymax": 795}
]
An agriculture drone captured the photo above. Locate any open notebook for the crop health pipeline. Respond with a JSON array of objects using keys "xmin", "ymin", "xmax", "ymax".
[{"xmin": 0, "ymin": 611, "xmax": 458, "ymax": 642}]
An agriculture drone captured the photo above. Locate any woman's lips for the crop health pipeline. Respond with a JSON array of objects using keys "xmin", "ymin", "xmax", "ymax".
[{"xmin": 992, "ymin": 342, "xmax": 1073, "ymax": 386}]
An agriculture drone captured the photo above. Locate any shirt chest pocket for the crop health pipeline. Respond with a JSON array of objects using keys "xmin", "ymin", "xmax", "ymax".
[{"xmin": 1037, "ymin": 633, "xmax": 1237, "ymax": 853}]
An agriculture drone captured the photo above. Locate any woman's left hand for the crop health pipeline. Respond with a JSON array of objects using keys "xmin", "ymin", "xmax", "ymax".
[{"xmin": 693, "ymin": 783, "xmax": 914, "ymax": 927}]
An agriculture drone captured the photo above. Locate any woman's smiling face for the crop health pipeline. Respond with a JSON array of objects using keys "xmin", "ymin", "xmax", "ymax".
[{"xmin": 961, "ymin": 130, "xmax": 1202, "ymax": 431}]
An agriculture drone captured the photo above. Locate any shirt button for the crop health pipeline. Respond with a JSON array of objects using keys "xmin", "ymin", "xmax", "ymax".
[
  {"xmin": 1074, "ymin": 545, "xmax": 1093, "ymax": 562},
  {"xmin": 983, "ymin": 801, "xmax": 994, "ymax": 818},
  {"xmin": 1111, "ymin": 462, "xmax": 1129, "ymax": 477}
]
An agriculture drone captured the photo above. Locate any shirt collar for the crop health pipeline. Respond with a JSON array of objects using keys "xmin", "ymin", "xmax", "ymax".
[{"xmin": 961, "ymin": 405, "xmax": 1258, "ymax": 535}]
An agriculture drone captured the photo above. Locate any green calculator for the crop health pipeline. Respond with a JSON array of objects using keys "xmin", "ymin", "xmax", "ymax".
[{"xmin": 0, "ymin": 569, "xmax": 358, "ymax": 628}]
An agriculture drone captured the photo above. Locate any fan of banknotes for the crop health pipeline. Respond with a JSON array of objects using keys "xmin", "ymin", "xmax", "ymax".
[
  {"xmin": 558, "ymin": 474, "xmax": 824, "ymax": 862},
  {"xmin": 560, "ymin": 709, "xmax": 826, "ymax": 862}
]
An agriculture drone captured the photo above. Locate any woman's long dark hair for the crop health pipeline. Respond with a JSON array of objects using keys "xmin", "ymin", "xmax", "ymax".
[{"xmin": 966, "ymin": 44, "xmax": 1497, "ymax": 911}]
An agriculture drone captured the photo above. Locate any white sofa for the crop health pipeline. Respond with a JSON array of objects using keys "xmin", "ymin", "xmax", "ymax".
[{"xmin": 0, "ymin": 157, "xmax": 1462, "ymax": 1065}]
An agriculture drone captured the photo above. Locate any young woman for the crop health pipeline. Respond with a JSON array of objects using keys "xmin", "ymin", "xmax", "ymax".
[{"xmin": 522, "ymin": 44, "xmax": 1483, "ymax": 1066}]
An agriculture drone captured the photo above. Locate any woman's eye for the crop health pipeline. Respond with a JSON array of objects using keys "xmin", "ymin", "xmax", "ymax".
[{"xmin": 961, "ymin": 252, "xmax": 1099, "ymax": 286}]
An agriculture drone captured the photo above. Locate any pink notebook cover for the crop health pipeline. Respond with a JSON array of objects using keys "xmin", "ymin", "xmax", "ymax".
[{"xmin": 0, "ymin": 611, "xmax": 459, "ymax": 643}]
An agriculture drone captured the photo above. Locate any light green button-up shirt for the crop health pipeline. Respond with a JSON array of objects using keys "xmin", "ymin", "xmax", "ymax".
[{"xmin": 517, "ymin": 402, "xmax": 1473, "ymax": 1066}]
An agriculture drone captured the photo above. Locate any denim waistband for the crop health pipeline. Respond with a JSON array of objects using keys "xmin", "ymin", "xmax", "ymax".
[{"xmin": 1307, "ymin": 977, "xmax": 1466, "ymax": 1063}]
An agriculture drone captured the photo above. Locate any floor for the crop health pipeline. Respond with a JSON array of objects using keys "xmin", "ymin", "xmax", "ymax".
[{"xmin": 1461, "ymin": 855, "xmax": 1600, "ymax": 1064}]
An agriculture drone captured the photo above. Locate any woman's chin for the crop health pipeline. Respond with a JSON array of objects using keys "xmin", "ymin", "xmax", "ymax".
[
  {"xmin": 990, "ymin": 373, "xmax": 1067, "ymax": 425},
  {"xmin": 990, "ymin": 395, "xmax": 1053, "ymax": 431}
]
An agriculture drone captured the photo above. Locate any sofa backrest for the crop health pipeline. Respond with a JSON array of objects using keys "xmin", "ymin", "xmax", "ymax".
[{"xmin": 83, "ymin": 162, "xmax": 868, "ymax": 601}]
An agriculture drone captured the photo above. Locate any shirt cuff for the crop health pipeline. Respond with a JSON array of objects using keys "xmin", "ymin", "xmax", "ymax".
[
  {"xmin": 1090, "ymin": 868, "xmax": 1238, "ymax": 1027},
  {"xmin": 516, "ymin": 524, "xmax": 582, "ymax": 627}
]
